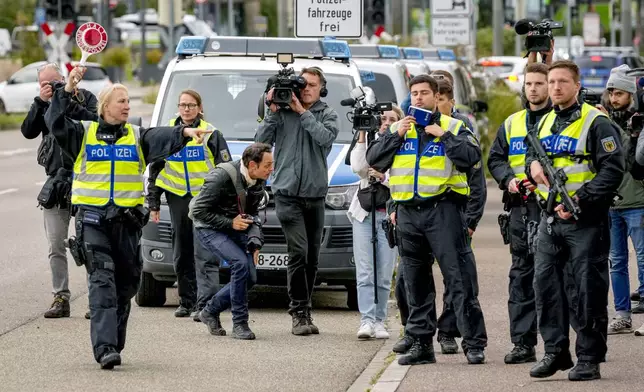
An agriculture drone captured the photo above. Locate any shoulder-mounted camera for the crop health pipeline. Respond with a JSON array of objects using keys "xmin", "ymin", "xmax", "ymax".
[
  {"xmin": 265, "ymin": 53, "xmax": 307, "ymax": 110},
  {"xmin": 515, "ymin": 18, "xmax": 563, "ymax": 53},
  {"xmin": 342, "ymin": 86, "xmax": 392, "ymax": 133}
]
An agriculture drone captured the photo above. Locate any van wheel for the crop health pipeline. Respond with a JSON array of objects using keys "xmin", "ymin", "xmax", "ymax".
[
  {"xmin": 135, "ymin": 272, "xmax": 167, "ymax": 307},
  {"xmin": 346, "ymin": 284, "xmax": 358, "ymax": 310}
]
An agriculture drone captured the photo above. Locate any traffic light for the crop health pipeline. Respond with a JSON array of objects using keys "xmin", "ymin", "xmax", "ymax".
[
  {"xmin": 364, "ymin": 0, "xmax": 386, "ymax": 34},
  {"xmin": 44, "ymin": 0, "xmax": 76, "ymax": 20}
]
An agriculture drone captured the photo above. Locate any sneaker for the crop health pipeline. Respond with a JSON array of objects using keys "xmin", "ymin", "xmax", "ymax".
[
  {"xmin": 635, "ymin": 322, "xmax": 644, "ymax": 336},
  {"xmin": 192, "ymin": 310, "xmax": 201, "ymax": 322},
  {"xmin": 232, "ymin": 323, "xmax": 256, "ymax": 340},
  {"xmin": 607, "ymin": 315, "xmax": 632, "ymax": 334},
  {"xmin": 632, "ymin": 300, "xmax": 644, "ymax": 314},
  {"xmin": 85, "ymin": 310, "xmax": 91, "ymax": 320},
  {"xmin": 306, "ymin": 309, "xmax": 319, "ymax": 334},
  {"xmin": 373, "ymin": 322, "xmax": 390, "ymax": 339},
  {"xmin": 631, "ymin": 291, "xmax": 641, "ymax": 302},
  {"xmin": 291, "ymin": 311, "xmax": 312, "ymax": 336},
  {"xmin": 199, "ymin": 309, "xmax": 226, "ymax": 336},
  {"xmin": 174, "ymin": 305, "xmax": 191, "ymax": 317},
  {"xmin": 357, "ymin": 321, "xmax": 375, "ymax": 339},
  {"xmin": 44, "ymin": 295, "xmax": 70, "ymax": 318},
  {"xmin": 99, "ymin": 351, "xmax": 121, "ymax": 370}
]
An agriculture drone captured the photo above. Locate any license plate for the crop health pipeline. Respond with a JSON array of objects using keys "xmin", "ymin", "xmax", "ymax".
[
  {"xmin": 583, "ymin": 77, "xmax": 604, "ymax": 86},
  {"xmin": 256, "ymin": 253, "xmax": 289, "ymax": 269}
]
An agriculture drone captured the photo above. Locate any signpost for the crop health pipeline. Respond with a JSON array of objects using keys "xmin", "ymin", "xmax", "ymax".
[
  {"xmin": 294, "ymin": 0, "xmax": 363, "ymax": 38},
  {"xmin": 430, "ymin": 0, "xmax": 473, "ymax": 47},
  {"xmin": 40, "ymin": 21, "xmax": 75, "ymax": 73}
]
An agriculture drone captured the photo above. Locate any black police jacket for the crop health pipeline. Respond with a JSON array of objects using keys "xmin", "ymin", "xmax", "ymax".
[
  {"xmin": 190, "ymin": 160, "xmax": 266, "ymax": 231},
  {"xmin": 21, "ymin": 89, "xmax": 98, "ymax": 176}
]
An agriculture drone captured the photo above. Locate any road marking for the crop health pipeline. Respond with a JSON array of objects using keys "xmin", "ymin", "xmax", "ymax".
[
  {"xmin": 0, "ymin": 188, "xmax": 18, "ymax": 196},
  {"xmin": 0, "ymin": 148, "xmax": 35, "ymax": 157}
]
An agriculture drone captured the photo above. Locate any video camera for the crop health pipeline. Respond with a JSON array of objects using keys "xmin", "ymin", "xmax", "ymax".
[
  {"xmin": 515, "ymin": 18, "xmax": 563, "ymax": 53},
  {"xmin": 578, "ymin": 87, "xmax": 602, "ymax": 106},
  {"xmin": 341, "ymin": 87, "xmax": 393, "ymax": 133},
  {"xmin": 628, "ymin": 113, "xmax": 644, "ymax": 135},
  {"xmin": 265, "ymin": 53, "xmax": 307, "ymax": 110}
]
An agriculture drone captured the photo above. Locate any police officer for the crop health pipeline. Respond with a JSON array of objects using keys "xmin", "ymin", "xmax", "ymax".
[
  {"xmin": 526, "ymin": 60, "xmax": 625, "ymax": 381},
  {"xmin": 487, "ymin": 62, "xmax": 552, "ymax": 364},
  {"xmin": 367, "ymin": 74, "xmax": 487, "ymax": 366},
  {"xmin": 147, "ymin": 89, "xmax": 232, "ymax": 319},
  {"xmin": 44, "ymin": 67, "xmax": 213, "ymax": 369},
  {"xmin": 21, "ymin": 62, "xmax": 97, "ymax": 319}
]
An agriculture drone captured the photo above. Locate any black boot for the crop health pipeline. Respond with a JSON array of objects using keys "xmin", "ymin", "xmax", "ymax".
[
  {"xmin": 504, "ymin": 345, "xmax": 537, "ymax": 364},
  {"xmin": 174, "ymin": 305, "xmax": 191, "ymax": 317},
  {"xmin": 99, "ymin": 351, "xmax": 122, "ymax": 370},
  {"xmin": 392, "ymin": 334, "xmax": 414, "ymax": 354},
  {"xmin": 232, "ymin": 323, "xmax": 256, "ymax": 340},
  {"xmin": 291, "ymin": 311, "xmax": 312, "ymax": 336},
  {"xmin": 529, "ymin": 352, "xmax": 574, "ymax": 378},
  {"xmin": 44, "ymin": 296, "xmax": 70, "ymax": 318},
  {"xmin": 192, "ymin": 309, "xmax": 202, "ymax": 322},
  {"xmin": 631, "ymin": 291, "xmax": 641, "ymax": 302},
  {"xmin": 466, "ymin": 348, "xmax": 485, "ymax": 364},
  {"xmin": 398, "ymin": 338, "xmax": 436, "ymax": 366},
  {"xmin": 437, "ymin": 332, "xmax": 459, "ymax": 354},
  {"xmin": 568, "ymin": 361, "xmax": 601, "ymax": 381},
  {"xmin": 199, "ymin": 309, "xmax": 226, "ymax": 336},
  {"xmin": 305, "ymin": 309, "xmax": 319, "ymax": 334}
]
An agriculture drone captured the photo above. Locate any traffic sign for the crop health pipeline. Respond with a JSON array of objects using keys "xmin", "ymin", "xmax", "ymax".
[
  {"xmin": 431, "ymin": 17, "xmax": 472, "ymax": 46},
  {"xmin": 76, "ymin": 22, "xmax": 108, "ymax": 65},
  {"xmin": 41, "ymin": 22, "xmax": 75, "ymax": 73},
  {"xmin": 294, "ymin": 0, "xmax": 363, "ymax": 38},
  {"xmin": 431, "ymin": 0, "xmax": 473, "ymax": 16}
]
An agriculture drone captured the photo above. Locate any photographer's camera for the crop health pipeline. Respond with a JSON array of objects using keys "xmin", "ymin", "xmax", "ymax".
[
  {"xmin": 267, "ymin": 53, "xmax": 307, "ymax": 110},
  {"xmin": 515, "ymin": 18, "xmax": 563, "ymax": 53}
]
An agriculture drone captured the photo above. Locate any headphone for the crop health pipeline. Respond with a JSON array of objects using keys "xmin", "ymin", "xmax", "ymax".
[{"xmin": 303, "ymin": 66, "xmax": 328, "ymax": 97}]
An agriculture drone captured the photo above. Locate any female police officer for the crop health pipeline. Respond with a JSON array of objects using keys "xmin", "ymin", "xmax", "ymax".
[
  {"xmin": 147, "ymin": 89, "xmax": 231, "ymax": 319},
  {"xmin": 44, "ymin": 66, "xmax": 212, "ymax": 369}
]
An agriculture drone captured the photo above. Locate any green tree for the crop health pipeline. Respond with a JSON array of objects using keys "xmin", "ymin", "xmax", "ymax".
[
  {"xmin": 0, "ymin": 0, "xmax": 36, "ymax": 31},
  {"xmin": 259, "ymin": 0, "xmax": 278, "ymax": 37},
  {"xmin": 476, "ymin": 27, "xmax": 516, "ymax": 57}
]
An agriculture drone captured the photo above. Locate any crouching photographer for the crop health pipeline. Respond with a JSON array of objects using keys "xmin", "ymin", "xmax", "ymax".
[
  {"xmin": 597, "ymin": 65, "xmax": 644, "ymax": 335},
  {"xmin": 190, "ymin": 143, "xmax": 273, "ymax": 340}
]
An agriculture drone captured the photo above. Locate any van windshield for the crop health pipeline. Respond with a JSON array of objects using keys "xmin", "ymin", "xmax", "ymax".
[
  {"xmin": 361, "ymin": 72, "xmax": 398, "ymax": 104},
  {"xmin": 158, "ymin": 70, "xmax": 357, "ymax": 143}
]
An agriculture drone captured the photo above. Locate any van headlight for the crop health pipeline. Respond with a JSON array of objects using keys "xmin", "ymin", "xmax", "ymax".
[{"xmin": 325, "ymin": 185, "xmax": 358, "ymax": 210}]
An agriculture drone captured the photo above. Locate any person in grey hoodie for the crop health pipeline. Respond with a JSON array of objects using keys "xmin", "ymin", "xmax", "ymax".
[
  {"xmin": 598, "ymin": 64, "xmax": 644, "ymax": 336},
  {"xmin": 256, "ymin": 66, "xmax": 340, "ymax": 336}
]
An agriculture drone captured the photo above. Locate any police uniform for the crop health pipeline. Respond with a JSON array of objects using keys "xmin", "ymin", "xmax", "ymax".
[
  {"xmin": 149, "ymin": 117, "xmax": 231, "ymax": 317},
  {"xmin": 526, "ymin": 102, "xmax": 625, "ymax": 380},
  {"xmin": 44, "ymin": 87, "xmax": 194, "ymax": 369},
  {"xmin": 487, "ymin": 105, "xmax": 551, "ymax": 363},
  {"xmin": 366, "ymin": 112, "xmax": 487, "ymax": 366}
]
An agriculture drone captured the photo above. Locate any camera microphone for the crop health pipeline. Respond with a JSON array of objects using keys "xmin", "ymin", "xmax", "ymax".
[
  {"xmin": 514, "ymin": 18, "xmax": 533, "ymax": 35},
  {"xmin": 341, "ymin": 98, "xmax": 356, "ymax": 107}
]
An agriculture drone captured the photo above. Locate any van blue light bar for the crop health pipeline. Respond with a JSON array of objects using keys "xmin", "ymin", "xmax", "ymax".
[
  {"xmin": 175, "ymin": 36, "xmax": 209, "ymax": 55},
  {"xmin": 421, "ymin": 48, "xmax": 440, "ymax": 60},
  {"xmin": 437, "ymin": 49, "xmax": 457, "ymax": 61},
  {"xmin": 377, "ymin": 45, "xmax": 401, "ymax": 59},
  {"xmin": 176, "ymin": 36, "xmax": 351, "ymax": 60},
  {"xmin": 402, "ymin": 47, "xmax": 424, "ymax": 60}
]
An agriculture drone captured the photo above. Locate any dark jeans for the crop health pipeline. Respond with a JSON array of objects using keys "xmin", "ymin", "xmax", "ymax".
[
  {"xmin": 194, "ymin": 230, "xmax": 221, "ymax": 311},
  {"xmin": 166, "ymin": 191, "xmax": 197, "ymax": 309},
  {"xmin": 534, "ymin": 214, "xmax": 610, "ymax": 363},
  {"xmin": 274, "ymin": 194, "xmax": 325, "ymax": 314},
  {"xmin": 196, "ymin": 228, "xmax": 256, "ymax": 324},
  {"xmin": 79, "ymin": 209, "xmax": 142, "ymax": 362}
]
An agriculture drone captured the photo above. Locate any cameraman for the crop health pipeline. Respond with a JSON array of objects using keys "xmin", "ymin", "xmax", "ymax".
[
  {"xmin": 20, "ymin": 62, "xmax": 97, "ymax": 319},
  {"xmin": 596, "ymin": 65, "xmax": 644, "ymax": 335},
  {"xmin": 191, "ymin": 143, "xmax": 273, "ymax": 340},
  {"xmin": 256, "ymin": 66, "xmax": 340, "ymax": 336}
]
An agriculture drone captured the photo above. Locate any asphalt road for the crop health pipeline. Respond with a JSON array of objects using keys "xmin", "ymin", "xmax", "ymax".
[
  {"xmin": 0, "ymin": 104, "xmax": 385, "ymax": 392},
  {"xmin": 398, "ymin": 186, "xmax": 644, "ymax": 392}
]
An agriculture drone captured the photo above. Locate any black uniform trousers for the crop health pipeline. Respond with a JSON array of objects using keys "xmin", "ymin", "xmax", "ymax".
[
  {"xmin": 534, "ymin": 213, "xmax": 610, "ymax": 364},
  {"xmin": 166, "ymin": 191, "xmax": 197, "ymax": 309},
  {"xmin": 79, "ymin": 209, "xmax": 142, "ymax": 362},
  {"xmin": 396, "ymin": 197, "xmax": 487, "ymax": 350}
]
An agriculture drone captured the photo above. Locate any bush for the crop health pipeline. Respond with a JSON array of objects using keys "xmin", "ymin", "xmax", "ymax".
[
  {"xmin": 146, "ymin": 49, "xmax": 163, "ymax": 65},
  {"xmin": 0, "ymin": 113, "xmax": 28, "ymax": 130},
  {"xmin": 100, "ymin": 47, "xmax": 131, "ymax": 68},
  {"xmin": 16, "ymin": 31, "xmax": 46, "ymax": 66},
  {"xmin": 142, "ymin": 85, "xmax": 160, "ymax": 105}
]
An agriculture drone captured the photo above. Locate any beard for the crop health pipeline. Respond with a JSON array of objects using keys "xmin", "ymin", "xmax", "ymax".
[{"xmin": 528, "ymin": 96, "xmax": 548, "ymax": 107}]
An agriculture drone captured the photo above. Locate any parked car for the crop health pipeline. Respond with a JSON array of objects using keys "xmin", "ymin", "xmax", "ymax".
[{"xmin": 0, "ymin": 60, "xmax": 111, "ymax": 114}]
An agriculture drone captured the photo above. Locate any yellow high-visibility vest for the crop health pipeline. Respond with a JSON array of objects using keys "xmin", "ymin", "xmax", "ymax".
[
  {"xmin": 389, "ymin": 115, "xmax": 470, "ymax": 202},
  {"xmin": 504, "ymin": 109, "xmax": 530, "ymax": 180},
  {"xmin": 533, "ymin": 103, "xmax": 606, "ymax": 202},
  {"xmin": 72, "ymin": 121, "xmax": 146, "ymax": 208},
  {"xmin": 155, "ymin": 118, "xmax": 217, "ymax": 197}
]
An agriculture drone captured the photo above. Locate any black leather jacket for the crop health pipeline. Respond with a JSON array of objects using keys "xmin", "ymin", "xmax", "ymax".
[{"xmin": 190, "ymin": 160, "xmax": 266, "ymax": 231}]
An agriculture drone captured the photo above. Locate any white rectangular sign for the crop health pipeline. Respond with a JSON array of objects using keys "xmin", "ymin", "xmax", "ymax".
[
  {"xmin": 583, "ymin": 12, "xmax": 601, "ymax": 46},
  {"xmin": 431, "ymin": 0, "xmax": 472, "ymax": 16},
  {"xmin": 294, "ymin": 0, "xmax": 363, "ymax": 38},
  {"xmin": 431, "ymin": 17, "xmax": 472, "ymax": 46}
]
